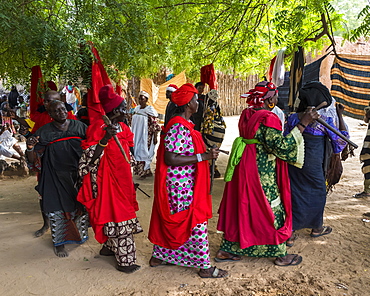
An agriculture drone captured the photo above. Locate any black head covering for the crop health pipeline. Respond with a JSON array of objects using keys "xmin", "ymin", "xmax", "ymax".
[{"xmin": 296, "ymin": 81, "xmax": 332, "ymax": 113}]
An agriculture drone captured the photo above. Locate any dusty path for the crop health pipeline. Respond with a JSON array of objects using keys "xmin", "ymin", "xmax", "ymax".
[{"xmin": 0, "ymin": 116, "xmax": 369, "ymax": 296}]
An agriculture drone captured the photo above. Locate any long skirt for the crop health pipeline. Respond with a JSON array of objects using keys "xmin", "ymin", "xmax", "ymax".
[
  {"xmin": 289, "ymin": 134, "xmax": 326, "ymax": 230},
  {"xmin": 152, "ymin": 221, "xmax": 211, "ymax": 269},
  {"xmin": 219, "ymin": 203, "xmax": 287, "ymax": 257},
  {"xmin": 49, "ymin": 209, "xmax": 89, "ymax": 246}
]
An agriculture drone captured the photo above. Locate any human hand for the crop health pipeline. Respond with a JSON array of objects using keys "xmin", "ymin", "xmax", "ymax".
[
  {"xmin": 8, "ymin": 110, "xmax": 17, "ymax": 119},
  {"xmin": 104, "ymin": 124, "xmax": 119, "ymax": 140},
  {"xmin": 300, "ymin": 107, "xmax": 320, "ymax": 126},
  {"xmin": 336, "ymin": 103, "xmax": 345, "ymax": 116},
  {"xmin": 203, "ymin": 147, "xmax": 220, "ymax": 161},
  {"xmin": 26, "ymin": 136, "xmax": 39, "ymax": 149}
]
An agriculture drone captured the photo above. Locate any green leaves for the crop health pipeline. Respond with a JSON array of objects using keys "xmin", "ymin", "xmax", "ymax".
[{"xmin": 0, "ymin": 0, "xmax": 365, "ymax": 85}]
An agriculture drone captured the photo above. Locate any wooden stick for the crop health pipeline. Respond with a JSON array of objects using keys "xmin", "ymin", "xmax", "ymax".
[
  {"xmin": 210, "ymin": 144, "xmax": 217, "ymax": 194},
  {"xmin": 308, "ymin": 103, "xmax": 358, "ymax": 149},
  {"xmin": 316, "ymin": 117, "xmax": 358, "ymax": 149},
  {"xmin": 134, "ymin": 183, "xmax": 151, "ymax": 198},
  {"xmin": 102, "ymin": 115, "xmax": 130, "ymax": 163},
  {"xmin": 219, "ymin": 149, "xmax": 230, "ymax": 155}
]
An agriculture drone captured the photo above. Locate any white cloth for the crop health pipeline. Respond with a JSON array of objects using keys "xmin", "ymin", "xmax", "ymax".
[
  {"xmin": 61, "ymin": 86, "xmax": 76, "ymax": 105},
  {"xmin": 271, "ymin": 106, "xmax": 285, "ymax": 131},
  {"xmin": 0, "ymin": 130, "xmax": 17, "ymax": 158},
  {"xmin": 272, "ymin": 49, "xmax": 286, "ymax": 87},
  {"xmin": 131, "ymin": 105, "xmax": 158, "ymax": 170},
  {"xmin": 0, "ymin": 130, "xmax": 17, "ymax": 149},
  {"xmin": 318, "ymin": 98, "xmax": 349, "ymax": 131}
]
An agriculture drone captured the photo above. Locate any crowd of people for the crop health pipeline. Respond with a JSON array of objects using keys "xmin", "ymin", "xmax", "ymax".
[{"xmin": 0, "ymin": 78, "xmax": 362, "ymax": 278}]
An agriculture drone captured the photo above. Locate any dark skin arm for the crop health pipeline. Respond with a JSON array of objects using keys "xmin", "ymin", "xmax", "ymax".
[
  {"xmin": 89, "ymin": 124, "xmax": 118, "ymax": 164},
  {"xmin": 153, "ymin": 131, "xmax": 159, "ymax": 145},
  {"xmin": 297, "ymin": 107, "xmax": 320, "ymax": 133},
  {"xmin": 8, "ymin": 110, "xmax": 31, "ymax": 129},
  {"xmin": 335, "ymin": 103, "xmax": 346, "ymax": 131},
  {"xmin": 164, "ymin": 148, "xmax": 219, "ymax": 166},
  {"xmin": 25, "ymin": 135, "xmax": 40, "ymax": 163}
]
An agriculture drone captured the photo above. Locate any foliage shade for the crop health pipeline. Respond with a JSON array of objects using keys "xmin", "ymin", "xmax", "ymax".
[{"xmin": 0, "ymin": 0, "xmax": 364, "ymax": 86}]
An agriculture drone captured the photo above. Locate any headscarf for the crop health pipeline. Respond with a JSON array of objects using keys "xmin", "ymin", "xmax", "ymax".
[
  {"xmin": 166, "ymin": 84, "xmax": 178, "ymax": 93},
  {"xmin": 207, "ymin": 89, "xmax": 218, "ymax": 101},
  {"xmin": 171, "ymin": 83, "xmax": 198, "ymax": 107},
  {"xmin": 99, "ymin": 85, "xmax": 124, "ymax": 114},
  {"xmin": 139, "ymin": 90, "xmax": 150, "ymax": 100},
  {"xmin": 241, "ymin": 81, "xmax": 278, "ymax": 108},
  {"xmin": 296, "ymin": 81, "xmax": 332, "ymax": 113}
]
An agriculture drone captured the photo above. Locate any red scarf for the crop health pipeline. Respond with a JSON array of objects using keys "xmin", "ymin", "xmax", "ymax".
[
  {"xmin": 148, "ymin": 116, "xmax": 212, "ymax": 249},
  {"xmin": 217, "ymin": 108, "xmax": 292, "ymax": 249}
]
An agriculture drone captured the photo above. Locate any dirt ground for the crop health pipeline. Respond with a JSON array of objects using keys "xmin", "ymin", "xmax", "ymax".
[{"xmin": 0, "ymin": 115, "xmax": 369, "ymax": 296}]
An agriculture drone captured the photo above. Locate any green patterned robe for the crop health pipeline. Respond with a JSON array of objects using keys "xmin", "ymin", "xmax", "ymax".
[{"xmin": 220, "ymin": 125, "xmax": 304, "ymax": 257}]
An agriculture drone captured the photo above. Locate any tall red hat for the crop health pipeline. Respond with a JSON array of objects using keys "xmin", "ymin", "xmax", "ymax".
[{"xmin": 99, "ymin": 85, "xmax": 124, "ymax": 113}]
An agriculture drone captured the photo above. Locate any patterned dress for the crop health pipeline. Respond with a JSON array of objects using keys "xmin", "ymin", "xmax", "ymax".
[
  {"xmin": 78, "ymin": 121, "xmax": 142, "ymax": 267},
  {"xmin": 220, "ymin": 125, "xmax": 303, "ymax": 257},
  {"xmin": 152, "ymin": 123, "xmax": 211, "ymax": 269}
]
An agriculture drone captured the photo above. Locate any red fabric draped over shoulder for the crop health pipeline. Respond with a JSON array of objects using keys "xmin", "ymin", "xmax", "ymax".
[
  {"xmin": 77, "ymin": 119, "xmax": 138, "ymax": 244},
  {"xmin": 148, "ymin": 116, "xmax": 212, "ymax": 250},
  {"xmin": 30, "ymin": 112, "xmax": 76, "ymax": 134},
  {"xmin": 217, "ymin": 108, "xmax": 292, "ymax": 249}
]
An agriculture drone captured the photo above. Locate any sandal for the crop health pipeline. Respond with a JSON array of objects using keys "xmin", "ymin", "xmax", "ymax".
[
  {"xmin": 274, "ymin": 254, "xmax": 302, "ymax": 267},
  {"xmin": 286, "ymin": 233, "xmax": 298, "ymax": 247},
  {"xmin": 198, "ymin": 266, "xmax": 228, "ymax": 278},
  {"xmin": 149, "ymin": 256, "xmax": 171, "ymax": 267},
  {"xmin": 310, "ymin": 226, "xmax": 332, "ymax": 238},
  {"xmin": 99, "ymin": 246, "xmax": 115, "ymax": 256},
  {"xmin": 214, "ymin": 254, "xmax": 241, "ymax": 262},
  {"xmin": 353, "ymin": 192, "xmax": 370, "ymax": 198},
  {"xmin": 117, "ymin": 264, "xmax": 141, "ymax": 273}
]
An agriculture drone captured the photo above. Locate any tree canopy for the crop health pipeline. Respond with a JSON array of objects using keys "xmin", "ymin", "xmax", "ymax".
[{"xmin": 0, "ymin": 0, "xmax": 368, "ymax": 86}]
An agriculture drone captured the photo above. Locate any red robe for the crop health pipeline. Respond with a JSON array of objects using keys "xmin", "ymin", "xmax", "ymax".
[
  {"xmin": 30, "ymin": 110, "xmax": 76, "ymax": 133},
  {"xmin": 77, "ymin": 119, "xmax": 138, "ymax": 244},
  {"xmin": 217, "ymin": 108, "xmax": 292, "ymax": 249},
  {"xmin": 148, "ymin": 116, "xmax": 212, "ymax": 250}
]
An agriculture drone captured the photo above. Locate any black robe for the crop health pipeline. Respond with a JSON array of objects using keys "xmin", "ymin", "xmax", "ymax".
[{"xmin": 34, "ymin": 120, "xmax": 87, "ymax": 213}]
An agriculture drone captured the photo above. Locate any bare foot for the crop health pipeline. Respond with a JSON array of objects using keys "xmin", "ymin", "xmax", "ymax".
[
  {"xmin": 117, "ymin": 264, "xmax": 141, "ymax": 273},
  {"xmin": 198, "ymin": 266, "xmax": 228, "ymax": 278},
  {"xmin": 34, "ymin": 224, "xmax": 49, "ymax": 237},
  {"xmin": 54, "ymin": 245, "xmax": 68, "ymax": 258},
  {"xmin": 274, "ymin": 254, "xmax": 302, "ymax": 266}
]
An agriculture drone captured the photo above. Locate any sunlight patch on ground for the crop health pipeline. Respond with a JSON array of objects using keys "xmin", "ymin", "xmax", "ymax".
[
  {"xmin": 0, "ymin": 212, "xmax": 22, "ymax": 215},
  {"xmin": 311, "ymin": 240, "xmax": 328, "ymax": 245},
  {"xmin": 325, "ymin": 215, "xmax": 353, "ymax": 220}
]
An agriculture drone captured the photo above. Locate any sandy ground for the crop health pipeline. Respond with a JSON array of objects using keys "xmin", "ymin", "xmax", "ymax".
[{"xmin": 0, "ymin": 115, "xmax": 369, "ymax": 296}]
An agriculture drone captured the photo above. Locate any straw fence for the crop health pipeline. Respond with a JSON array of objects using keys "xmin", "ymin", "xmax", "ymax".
[
  {"xmin": 127, "ymin": 72, "xmax": 260, "ymax": 116},
  {"xmin": 214, "ymin": 72, "xmax": 259, "ymax": 116}
]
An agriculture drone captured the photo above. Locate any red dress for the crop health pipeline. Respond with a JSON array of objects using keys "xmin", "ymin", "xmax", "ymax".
[{"xmin": 77, "ymin": 119, "xmax": 139, "ymax": 244}]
